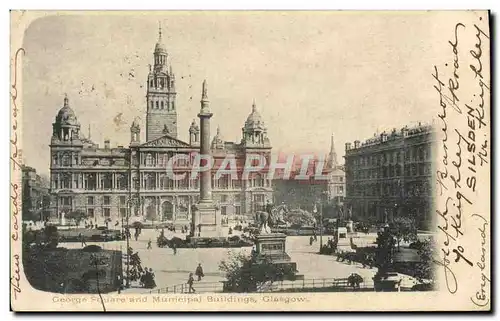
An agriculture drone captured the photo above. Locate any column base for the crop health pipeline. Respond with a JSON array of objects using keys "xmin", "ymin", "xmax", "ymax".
[{"xmin": 192, "ymin": 200, "xmax": 222, "ymax": 238}]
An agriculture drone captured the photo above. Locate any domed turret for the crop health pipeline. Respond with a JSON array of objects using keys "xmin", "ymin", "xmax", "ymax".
[
  {"xmin": 51, "ymin": 94, "xmax": 81, "ymax": 144},
  {"xmin": 189, "ymin": 119, "xmax": 200, "ymax": 146},
  {"xmin": 244, "ymin": 100, "xmax": 266, "ymax": 130},
  {"xmin": 241, "ymin": 100, "xmax": 270, "ymax": 147},
  {"xmin": 153, "ymin": 22, "xmax": 168, "ymax": 70},
  {"xmin": 211, "ymin": 126, "xmax": 224, "ymax": 150},
  {"xmin": 56, "ymin": 95, "xmax": 78, "ymax": 126},
  {"xmin": 130, "ymin": 117, "xmax": 141, "ymax": 145}
]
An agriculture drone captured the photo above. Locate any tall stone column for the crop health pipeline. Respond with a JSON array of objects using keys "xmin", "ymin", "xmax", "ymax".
[{"xmin": 191, "ymin": 80, "xmax": 221, "ymax": 238}]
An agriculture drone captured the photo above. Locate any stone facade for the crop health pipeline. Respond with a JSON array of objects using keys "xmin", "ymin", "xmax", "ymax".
[
  {"xmin": 344, "ymin": 123, "xmax": 436, "ymax": 229},
  {"xmin": 22, "ymin": 165, "xmax": 50, "ymax": 221},
  {"xmin": 273, "ymin": 135, "xmax": 345, "ymax": 215},
  {"xmin": 48, "ymin": 28, "xmax": 273, "ymax": 226}
]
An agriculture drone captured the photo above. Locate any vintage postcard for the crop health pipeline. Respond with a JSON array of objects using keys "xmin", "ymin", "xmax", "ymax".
[{"xmin": 10, "ymin": 10, "xmax": 491, "ymax": 312}]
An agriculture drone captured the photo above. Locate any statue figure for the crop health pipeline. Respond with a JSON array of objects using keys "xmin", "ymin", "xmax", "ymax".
[
  {"xmin": 256, "ymin": 201, "xmax": 290, "ymax": 234},
  {"xmin": 270, "ymin": 204, "xmax": 288, "ymax": 226},
  {"xmin": 255, "ymin": 210, "xmax": 271, "ymax": 234}
]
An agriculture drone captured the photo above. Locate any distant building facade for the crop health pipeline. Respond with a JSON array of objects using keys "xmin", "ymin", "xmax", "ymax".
[
  {"xmin": 273, "ymin": 135, "xmax": 345, "ymax": 217},
  {"xmin": 48, "ymin": 28, "xmax": 273, "ymax": 225},
  {"xmin": 22, "ymin": 165, "xmax": 50, "ymax": 221},
  {"xmin": 344, "ymin": 123, "xmax": 435, "ymax": 229}
]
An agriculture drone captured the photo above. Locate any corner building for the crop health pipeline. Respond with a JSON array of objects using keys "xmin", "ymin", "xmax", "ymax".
[
  {"xmin": 344, "ymin": 123, "xmax": 436, "ymax": 229},
  {"xmin": 49, "ymin": 29, "xmax": 273, "ymax": 225}
]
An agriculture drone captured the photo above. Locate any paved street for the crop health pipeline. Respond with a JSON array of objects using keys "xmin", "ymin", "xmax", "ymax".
[{"xmin": 59, "ymin": 228, "xmax": 414, "ymax": 293}]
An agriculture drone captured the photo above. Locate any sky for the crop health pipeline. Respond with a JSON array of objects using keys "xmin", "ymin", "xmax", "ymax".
[{"xmin": 21, "ymin": 11, "xmax": 449, "ymax": 176}]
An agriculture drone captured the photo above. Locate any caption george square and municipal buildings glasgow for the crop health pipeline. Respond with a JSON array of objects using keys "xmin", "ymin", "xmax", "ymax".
[{"xmin": 42, "ymin": 27, "xmax": 434, "ymax": 230}]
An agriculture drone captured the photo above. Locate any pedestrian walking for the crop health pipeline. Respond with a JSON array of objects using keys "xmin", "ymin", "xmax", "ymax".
[
  {"xmin": 173, "ymin": 243, "xmax": 177, "ymax": 255},
  {"xmin": 187, "ymin": 273, "xmax": 196, "ymax": 293},
  {"xmin": 147, "ymin": 239, "xmax": 152, "ymax": 249},
  {"xmin": 195, "ymin": 263, "xmax": 204, "ymax": 281},
  {"xmin": 309, "ymin": 236, "xmax": 314, "ymax": 246},
  {"xmin": 80, "ymin": 233, "xmax": 87, "ymax": 247}
]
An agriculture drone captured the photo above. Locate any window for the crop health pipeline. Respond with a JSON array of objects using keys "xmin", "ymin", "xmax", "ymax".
[
  {"xmin": 103, "ymin": 196, "xmax": 110, "ymax": 205},
  {"xmin": 62, "ymin": 154, "xmax": 70, "ymax": 166},
  {"xmin": 87, "ymin": 208, "xmax": 94, "ymax": 218},
  {"xmin": 120, "ymin": 196, "xmax": 126, "ymax": 205},
  {"xmin": 102, "ymin": 174, "xmax": 112, "ymax": 190},
  {"xmin": 254, "ymin": 194, "xmax": 265, "ymax": 203},
  {"xmin": 234, "ymin": 194, "xmax": 241, "ymax": 203},
  {"xmin": 339, "ymin": 176, "xmax": 343, "ymax": 182},
  {"xmin": 156, "ymin": 101, "xmax": 159, "ymax": 108},
  {"xmin": 338, "ymin": 186, "xmax": 344, "ymax": 194},
  {"xmin": 87, "ymin": 196, "xmax": 94, "ymax": 205},
  {"xmin": 60, "ymin": 197, "xmax": 72, "ymax": 206},
  {"xmin": 221, "ymin": 195, "xmax": 228, "ymax": 203},
  {"xmin": 117, "ymin": 174, "xmax": 128, "ymax": 190},
  {"xmin": 233, "ymin": 179, "xmax": 242, "ymax": 189},
  {"xmin": 103, "ymin": 208, "xmax": 111, "ymax": 218},
  {"xmin": 253, "ymin": 174, "xmax": 264, "ymax": 187},
  {"xmin": 219, "ymin": 176, "xmax": 230, "ymax": 189},
  {"xmin": 61, "ymin": 174, "xmax": 71, "ymax": 189},
  {"xmin": 146, "ymin": 174, "xmax": 156, "ymax": 190},
  {"xmin": 235, "ymin": 206, "xmax": 241, "ymax": 215},
  {"xmin": 146, "ymin": 154, "xmax": 153, "ymax": 166},
  {"xmin": 221, "ymin": 206, "xmax": 227, "ymax": 215},
  {"xmin": 150, "ymin": 101, "xmax": 154, "ymax": 108},
  {"xmin": 161, "ymin": 101, "xmax": 164, "ymax": 109},
  {"xmin": 120, "ymin": 208, "xmax": 126, "ymax": 217}
]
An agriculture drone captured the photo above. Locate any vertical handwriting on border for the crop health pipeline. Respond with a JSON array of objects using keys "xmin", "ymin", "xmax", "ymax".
[{"xmin": 10, "ymin": 47, "xmax": 25, "ymax": 301}]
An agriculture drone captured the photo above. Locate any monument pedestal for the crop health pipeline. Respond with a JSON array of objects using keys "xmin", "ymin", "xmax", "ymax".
[
  {"xmin": 191, "ymin": 200, "xmax": 222, "ymax": 238},
  {"xmin": 346, "ymin": 220, "xmax": 354, "ymax": 233},
  {"xmin": 254, "ymin": 233, "xmax": 302, "ymax": 280}
]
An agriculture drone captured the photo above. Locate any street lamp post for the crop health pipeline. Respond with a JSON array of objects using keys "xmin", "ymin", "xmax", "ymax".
[
  {"xmin": 319, "ymin": 201, "xmax": 323, "ymax": 249},
  {"xmin": 125, "ymin": 199, "xmax": 130, "ymax": 288}
]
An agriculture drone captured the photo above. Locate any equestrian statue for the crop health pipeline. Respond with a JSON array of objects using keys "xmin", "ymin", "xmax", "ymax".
[{"xmin": 255, "ymin": 201, "xmax": 289, "ymax": 234}]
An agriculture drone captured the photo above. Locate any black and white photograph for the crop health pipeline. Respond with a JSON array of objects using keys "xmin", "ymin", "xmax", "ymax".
[{"xmin": 10, "ymin": 10, "xmax": 491, "ymax": 311}]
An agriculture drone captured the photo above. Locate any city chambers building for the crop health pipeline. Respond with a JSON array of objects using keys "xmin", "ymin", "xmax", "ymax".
[
  {"xmin": 344, "ymin": 123, "xmax": 436, "ymax": 229},
  {"xmin": 48, "ymin": 29, "xmax": 273, "ymax": 226}
]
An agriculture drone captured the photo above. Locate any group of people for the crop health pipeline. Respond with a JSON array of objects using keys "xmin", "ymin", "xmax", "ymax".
[
  {"xmin": 186, "ymin": 263, "xmax": 205, "ymax": 293},
  {"xmin": 140, "ymin": 267, "xmax": 157, "ymax": 289},
  {"xmin": 155, "ymin": 225, "xmax": 190, "ymax": 234}
]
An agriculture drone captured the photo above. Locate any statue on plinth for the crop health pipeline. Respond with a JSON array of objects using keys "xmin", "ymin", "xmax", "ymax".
[{"xmin": 255, "ymin": 201, "xmax": 289, "ymax": 234}]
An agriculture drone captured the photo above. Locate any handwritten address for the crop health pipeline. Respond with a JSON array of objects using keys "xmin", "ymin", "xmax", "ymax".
[{"xmin": 433, "ymin": 16, "xmax": 490, "ymax": 308}]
